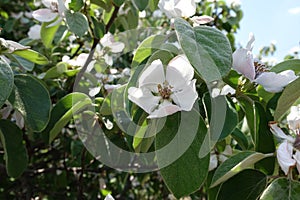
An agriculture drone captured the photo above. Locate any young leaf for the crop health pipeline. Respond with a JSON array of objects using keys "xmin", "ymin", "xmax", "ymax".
[
  {"xmin": 274, "ymin": 77, "xmax": 300, "ymax": 121},
  {"xmin": 0, "ymin": 58, "xmax": 13, "ymax": 108},
  {"xmin": 0, "ymin": 119, "xmax": 28, "ymax": 178},
  {"xmin": 210, "ymin": 151, "xmax": 272, "ymax": 188},
  {"xmin": 155, "ymin": 107, "xmax": 210, "ymax": 198},
  {"xmin": 12, "ymin": 49, "xmax": 49, "ymax": 65},
  {"xmin": 216, "ymin": 169, "xmax": 267, "ymax": 200},
  {"xmin": 260, "ymin": 178, "xmax": 300, "ymax": 200},
  {"xmin": 41, "ymin": 20, "xmax": 60, "ymax": 48},
  {"xmin": 42, "ymin": 92, "xmax": 92, "ymax": 143},
  {"xmin": 65, "ymin": 11, "xmax": 88, "ymax": 37},
  {"xmin": 9, "ymin": 74, "xmax": 51, "ymax": 132}
]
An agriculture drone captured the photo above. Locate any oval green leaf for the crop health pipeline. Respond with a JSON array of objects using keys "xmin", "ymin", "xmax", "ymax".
[
  {"xmin": 8, "ymin": 74, "xmax": 51, "ymax": 132},
  {"xmin": 12, "ymin": 49, "xmax": 49, "ymax": 65},
  {"xmin": 271, "ymin": 59, "xmax": 300, "ymax": 74},
  {"xmin": 0, "ymin": 119, "xmax": 28, "ymax": 178},
  {"xmin": 65, "ymin": 11, "xmax": 88, "ymax": 37}
]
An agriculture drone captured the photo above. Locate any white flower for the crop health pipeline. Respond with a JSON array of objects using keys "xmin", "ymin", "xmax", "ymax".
[
  {"xmin": 209, "ymin": 145, "xmax": 232, "ymax": 171},
  {"xmin": 270, "ymin": 122, "xmax": 300, "ymax": 175},
  {"xmin": 232, "ymin": 33, "xmax": 256, "ymax": 80},
  {"xmin": 62, "ymin": 53, "xmax": 88, "ymax": 67},
  {"xmin": 233, "ymin": 33, "xmax": 298, "ymax": 92},
  {"xmin": 32, "ymin": 0, "xmax": 67, "ymax": 26},
  {"xmin": 104, "ymin": 194, "xmax": 115, "ymax": 200},
  {"xmin": 100, "ymin": 32, "xmax": 125, "ymax": 54},
  {"xmin": 255, "ymin": 70, "xmax": 298, "ymax": 93},
  {"xmin": 158, "ymin": 0, "xmax": 198, "ymax": 19},
  {"xmin": 191, "ymin": 15, "xmax": 214, "ymax": 26},
  {"xmin": 28, "ymin": 24, "xmax": 41, "ymax": 40},
  {"xmin": 287, "ymin": 105, "xmax": 300, "ymax": 133},
  {"xmin": 128, "ymin": 55, "xmax": 198, "ymax": 119}
]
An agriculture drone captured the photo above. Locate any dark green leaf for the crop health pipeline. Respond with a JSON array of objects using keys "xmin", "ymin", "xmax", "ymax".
[
  {"xmin": 9, "ymin": 74, "xmax": 51, "ymax": 132},
  {"xmin": 112, "ymin": 0, "xmax": 125, "ymax": 6},
  {"xmin": 274, "ymin": 78, "xmax": 300, "ymax": 121},
  {"xmin": 0, "ymin": 58, "xmax": 13, "ymax": 108},
  {"xmin": 0, "ymin": 120, "xmax": 28, "ymax": 178},
  {"xmin": 65, "ymin": 11, "xmax": 88, "ymax": 37},
  {"xmin": 174, "ymin": 18, "xmax": 232, "ymax": 81},
  {"xmin": 260, "ymin": 178, "xmax": 300, "ymax": 200},
  {"xmin": 91, "ymin": 17, "xmax": 105, "ymax": 39},
  {"xmin": 271, "ymin": 59, "xmax": 300, "ymax": 74},
  {"xmin": 156, "ymin": 108, "xmax": 209, "ymax": 198},
  {"xmin": 68, "ymin": 0, "xmax": 84, "ymax": 11},
  {"xmin": 132, "ymin": 0, "xmax": 149, "ymax": 11},
  {"xmin": 217, "ymin": 169, "xmax": 267, "ymax": 200},
  {"xmin": 149, "ymin": 0, "xmax": 159, "ymax": 11}
]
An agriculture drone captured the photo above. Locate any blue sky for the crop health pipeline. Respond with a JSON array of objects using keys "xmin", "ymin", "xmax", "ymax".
[{"xmin": 233, "ymin": 0, "xmax": 300, "ymax": 62}]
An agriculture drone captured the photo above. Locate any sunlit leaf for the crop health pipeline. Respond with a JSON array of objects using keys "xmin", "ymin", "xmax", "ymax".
[{"xmin": 0, "ymin": 58, "xmax": 13, "ymax": 108}]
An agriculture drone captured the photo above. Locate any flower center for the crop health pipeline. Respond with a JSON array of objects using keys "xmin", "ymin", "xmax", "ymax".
[
  {"xmin": 50, "ymin": 2, "xmax": 59, "ymax": 12},
  {"xmin": 158, "ymin": 81, "xmax": 173, "ymax": 100},
  {"xmin": 254, "ymin": 60, "xmax": 268, "ymax": 78}
]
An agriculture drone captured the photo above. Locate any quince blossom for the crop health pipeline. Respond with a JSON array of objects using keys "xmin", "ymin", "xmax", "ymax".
[
  {"xmin": 128, "ymin": 55, "xmax": 198, "ymax": 119},
  {"xmin": 270, "ymin": 106, "xmax": 300, "ymax": 175},
  {"xmin": 32, "ymin": 0, "xmax": 67, "ymax": 26},
  {"xmin": 158, "ymin": 0, "xmax": 200, "ymax": 19},
  {"xmin": 232, "ymin": 33, "xmax": 298, "ymax": 93},
  {"xmin": 104, "ymin": 194, "xmax": 114, "ymax": 200}
]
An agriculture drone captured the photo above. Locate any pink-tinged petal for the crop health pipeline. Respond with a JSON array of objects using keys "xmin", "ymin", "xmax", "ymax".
[
  {"xmin": 293, "ymin": 151, "xmax": 300, "ymax": 174},
  {"xmin": 170, "ymin": 79, "xmax": 198, "ymax": 111},
  {"xmin": 138, "ymin": 59, "xmax": 165, "ymax": 88},
  {"xmin": 147, "ymin": 100, "xmax": 181, "ymax": 119},
  {"xmin": 232, "ymin": 48, "xmax": 255, "ymax": 80},
  {"xmin": 32, "ymin": 9, "xmax": 58, "ymax": 22},
  {"xmin": 277, "ymin": 141, "xmax": 296, "ymax": 175},
  {"xmin": 167, "ymin": 55, "xmax": 194, "ymax": 82},
  {"xmin": 270, "ymin": 123, "xmax": 295, "ymax": 143},
  {"xmin": 255, "ymin": 70, "xmax": 298, "ymax": 93},
  {"xmin": 191, "ymin": 15, "xmax": 214, "ymax": 26},
  {"xmin": 246, "ymin": 32, "xmax": 255, "ymax": 51},
  {"xmin": 42, "ymin": 0, "xmax": 54, "ymax": 8},
  {"xmin": 128, "ymin": 87, "xmax": 161, "ymax": 114}
]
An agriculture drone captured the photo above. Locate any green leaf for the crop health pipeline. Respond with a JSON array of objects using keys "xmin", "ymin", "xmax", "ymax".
[
  {"xmin": 155, "ymin": 108, "xmax": 209, "ymax": 198},
  {"xmin": 41, "ymin": 62, "xmax": 68, "ymax": 79},
  {"xmin": 231, "ymin": 128, "xmax": 250, "ymax": 150},
  {"xmin": 112, "ymin": 0, "xmax": 125, "ymax": 6},
  {"xmin": 131, "ymin": 34, "xmax": 166, "ymax": 69},
  {"xmin": 12, "ymin": 49, "xmax": 49, "ymax": 65},
  {"xmin": 211, "ymin": 151, "xmax": 272, "ymax": 188},
  {"xmin": 42, "ymin": 92, "xmax": 92, "ymax": 143},
  {"xmin": 0, "ymin": 120, "xmax": 28, "ymax": 178},
  {"xmin": 216, "ymin": 169, "xmax": 267, "ymax": 200},
  {"xmin": 174, "ymin": 18, "xmax": 232, "ymax": 81},
  {"xmin": 11, "ymin": 54, "xmax": 35, "ymax": 71},
  {"xmin": 65, "ymin": 11, "xmax": 88, "ymax": 37},
  {"xmin": 260, "ymin": 178, "xmax": 300, "ymax": 200},
  {"xmin": 271, "ymin": 59, "xmax": 300, "ymax": 74},
  {"xmin": 41, "ymin": 20, "xmax": 60, "ymax": 48},
  {"xmin": 91, "ymin": 17, "xmax": 105, "ymax": 39},
  {"xmin": 0, "ymin": 58, "xmax": 13, "ymax": 108},
  {"xmin": 132, "ymin": 0, "xmax": 149, "ymax": 11},
  {"xmin": 274, "ymin": 78, "xmax": 300, "ymax": 121},
  {"xmin": 9, "ymin": 74, "xmax": 51, "ymax": 132},
  {"xmin": 149, "ymin": 0, "xmax": 159, "ymax": 11},
  {"xmin": 68, "ymin": 0, "xmax": 84, "ymax": 11}
]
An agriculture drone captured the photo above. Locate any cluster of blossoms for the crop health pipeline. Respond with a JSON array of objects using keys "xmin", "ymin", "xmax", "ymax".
[{"xmin": 270, "ymin": 105, "xmax": 300, "ymax": 175}]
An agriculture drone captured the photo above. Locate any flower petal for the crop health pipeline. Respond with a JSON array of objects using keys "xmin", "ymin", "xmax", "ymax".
[
  {"xmin": 209, "ymin": 153, "xmax": 218, "ymax": 171},
  {"xmin": 191, "ymin": 15, "xmax": 214, "ymax": 26},
  {"xmin": 128, "ymin": 87, "xmax": 160, "ymax": 114},
  {"xmin": 246, "ymin": 32, "xmax": 255, "ymax": 51},
  {"xmin": 138, "ymin": 59, "xmax": 165, "ymax": 88},
  {"xmin": 277, "ymin": 140, "xmax": 296, "ymax": 175},
  {"xmin": 174, "ymin": 0, "xmax": 196, "ymax": 18},
  {"xmin": 104, "ymin": 194, "xmax": 115, "ymax": 200},
  {"xmin": 232, "ymin": 48, "xmax": 255, "ymax": 80},
  {"xmin": 167, "ymin": 55, "xmax": 194, "ymax": 82},
  {"xmin": 269, "ymin": 123, "xmax": 295, "ymax": 143},
  {"xmin": 255, "ymin": 70, "xmax": 298, "ymax": 93},
  {"xmin": 32, "ymin": 9, "xmax": 58, "ymax": 22},
  {"xmin": 28, "ymin": 24, "xmax": 41, "ymax": 40},
  {"xmin": 110, "ymin": 42, "xmax": 125, "ymax": 53},
  {"xmin": 147, "ymin": 100, "xmax": 181, "ymax": 119},
  {"xmin": 287, "ymin": 105, "xmax": 300, "ymax": 131},
  {"xmin": 170, "ymin": 79, "xmax": 198, "ymax": 111}
]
